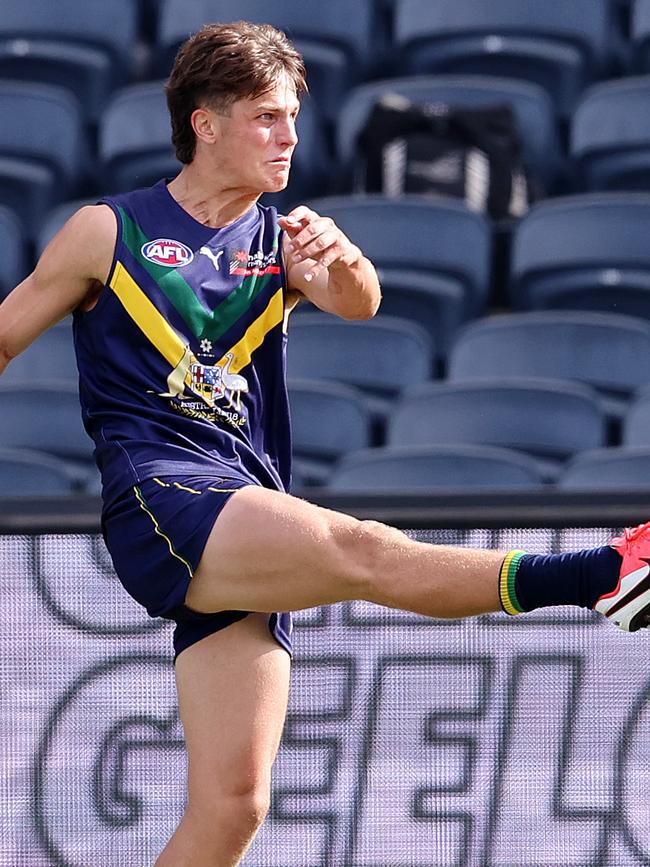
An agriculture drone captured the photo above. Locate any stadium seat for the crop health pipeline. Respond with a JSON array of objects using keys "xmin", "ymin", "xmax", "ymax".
[
  {"xmin": 571, "ymin": 77, "xmax": 650, "ymax": 191},
  {"xmin": 0, "ymin": 383, "xmax": 94, "ymax": 479},
  {"xmin": 447, "ymin": 311, "xmax": 650, "ymax": 417},
  {"xmin": 387, "ymin": 378, "xmax": 606, "ymax": 479},
  {"xmin": 0, "ymin": 0, "xmax": 137, "ymax": 121},
  {"xmin": 0, "ymin": 446, "xmax": 81, "ymax": 496},
  {"xmin": 392, "ymin": 0, "xmax": 614, "ymax": 116},
  {"xmin": 1, "ymin": 320, "xmax": 77, "ymax": 385},
  {"xmin": 288, "ymin": 378, "xmax": 372, "ymax": 485},
  {"xmin": 0, "ymin": 205, "xmax": 27, "ymax": 299},
  {"xmin": 510, "ymin": 194, "xmax": 650, "ymax": 317},
  {"xmin": 558, "ymin": 446, "xmax": 650, "ymax": 490},
  {"xmin": 622, "ymin": 388, "xmax": 650, "ymax": 445},
  {"xmin": 99, "ymin": 81, "xmax": 180, "ymax": 193},
  {"xmin": 36, "ymin": 198, "xmax": 97, "ymax": 257},
  {"xmin": 632, "ymin": 0, "xmax": 650, "ymax": 71},
  {"xmin": 336, "ymin": 75, "xmax": 563, "ymax": 193},
  {"xmin": 371, "ymin": 268, "xmax": 468, "ymax": 363},
  {"xmin": 286, "ymin": 313, "xmax": 434, "ymax": 418},
  {"xmin": 153, "ymin": 0, "xmax": 376, "ymax": 124},
  {"xmin": 0, "ymin": 81, "xmax": 86, "ymax": 237},
  {"xmin": 304, "ymin": 195, "xmax": 491, "ymax": 316},
  {"xmin": 327, "ymin": 443, "xmax": 547, "ymax": 490}
]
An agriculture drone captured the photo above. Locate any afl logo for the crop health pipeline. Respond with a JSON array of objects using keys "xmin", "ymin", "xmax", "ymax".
[{"xmin": 141, "ymin": 238, "xmax": 194, "ymax": 267}]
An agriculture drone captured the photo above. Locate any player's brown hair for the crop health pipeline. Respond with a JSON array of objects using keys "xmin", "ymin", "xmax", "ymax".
[{"xmin": 166, "ymin": 21, "xmax": 307, "ymax": 164}]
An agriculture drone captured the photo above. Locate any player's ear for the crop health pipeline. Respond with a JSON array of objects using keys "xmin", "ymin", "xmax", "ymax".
[{"xmin": 191, "ymin": 107, "xmax": 219, "ymax": 147}]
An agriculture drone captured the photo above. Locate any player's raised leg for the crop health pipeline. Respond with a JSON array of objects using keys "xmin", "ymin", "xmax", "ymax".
[
  {"xmin": 154, "ymin": 613, "xmax": 291, "ymax": 867},
  {"xmin": 185, "ymin": 486, "xmax": 505, "ymax": 618},
  {"xmin": 185, "ymin": 486, "xmax": 643, "ymax": 630}
]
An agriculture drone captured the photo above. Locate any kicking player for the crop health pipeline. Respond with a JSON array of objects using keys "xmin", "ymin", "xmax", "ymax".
[{"xmin": 0, "ymin": 21, "xmax": 648, "ymax": 867}]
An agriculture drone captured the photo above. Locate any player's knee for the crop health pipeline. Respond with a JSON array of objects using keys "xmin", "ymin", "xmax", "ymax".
[
  {"xmin": 336, "ymin": 518, "xmax": 403, "ymax": 599},
  {"xmin": 187, "ymin": 778, "xmax": 271, "ymax": 846}
]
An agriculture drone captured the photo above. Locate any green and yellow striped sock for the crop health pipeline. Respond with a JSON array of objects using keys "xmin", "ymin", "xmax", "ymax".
[{"xmin": 499, "ymin": 550, "xmax": 527, "ymax": 615}]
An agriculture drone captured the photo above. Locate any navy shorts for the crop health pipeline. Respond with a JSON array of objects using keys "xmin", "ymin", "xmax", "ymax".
[{"xmin": 101, "ymin": 474, "xmax": 293, "ymax": 661}]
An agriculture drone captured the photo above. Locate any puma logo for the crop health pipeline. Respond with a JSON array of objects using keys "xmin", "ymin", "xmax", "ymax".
[{"xmin": 199, "ymin": 247, "xmax": 224, "ymax": 271}]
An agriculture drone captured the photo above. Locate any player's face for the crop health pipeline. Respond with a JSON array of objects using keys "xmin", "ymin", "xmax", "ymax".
[{"xmin": 214, "ymin": 71, "xmax": 300, "ymax": 194}]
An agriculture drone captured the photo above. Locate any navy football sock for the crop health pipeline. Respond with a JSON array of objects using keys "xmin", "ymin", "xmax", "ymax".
[{"xmin": 499, "ymin": 546, "xmax": 622, "ymax": 614}]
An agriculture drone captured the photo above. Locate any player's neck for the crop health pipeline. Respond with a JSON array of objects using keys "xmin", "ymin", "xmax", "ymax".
[{"xmin": 167, "ymin": 163, "xmax": 258, "ymax": 229}]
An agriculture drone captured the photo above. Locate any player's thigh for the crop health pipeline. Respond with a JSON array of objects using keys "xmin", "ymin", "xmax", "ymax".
[
  {"xmin": 175, "ymin": 612, "xmax": 291, "ymax": 809},
  {"xmin": 185, "ymin": 485, "xmax": 373, "ymax": 613}
]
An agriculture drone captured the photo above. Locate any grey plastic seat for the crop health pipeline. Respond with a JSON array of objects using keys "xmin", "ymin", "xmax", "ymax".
[
  {"xmin": 337, "ymin": 75, "xmax": 562, "ymax": 193},
  {"xmin": 0, "ymin": 447, "xmax": 81, "ymax": 496},
  {"xmin": 393, "ymin": 0, "xmax": 614, "ymax": 116},
  {"xmin": 623, "ymin": 389, "xmax": 650, "ymax": 445},
  {"xmin": 571, "ymin": 78, "xmax": 650, "ymax": 192},
  {"xmin": 328, "ymin": 443, "xmax": 546, "ymax": 491},
  {"xmin": 559, "ymin": 446, "xmax": 650, "ymax": 490},
  {"xmin": 0, "ymin": 382, "xmax": 92, "ymax": 468},
  {"xmin": 387, "ymin": 377, "xmax": 606, "ymax": 479},
  {"xmin": 36, "ymin": 198, "xmax": 96, "ymax": 257},
  {"xmin": 154, "ymin": 0, "xmax": 375, "ymax": 123},
  {"xmin": 1, "ymin": 320, "xmax": 77, "ymax": 385},
  {"xmin": 305, "ymin": 195, "xmax": 491, "ymax": 316},
  {"xmin": 449, "ymin": 311, "xmax": 650, "ymax": 417},
  {"xmin": 0, "ymin": 81, "xmax": 86, "ymax": 236},
  {"xmin": 0, "ymin": 0, "xmax": 137, "ymax": 120},
  {"xmin": 373, "ymin": 268, "xmax": 468, "ymax": 362},
  {"xmin": 288, "ymin": 378, "xmax": 372, "ymax": 485},
  {"xmin": 99, "ymin": 81, "xmax": 180, "ymax": 193},
  {"xmin": 510, "ymin": 193, "xmax": 650, "ymax": 316},
  {"xmin": 633, "ymin": 0, "xmax": 650, "ymax": 72},
  {"xmin": 287, "ymin": 313, "xmax": 434, "ymax": 410},
  {"xmin": 0, "ymin": 205, "xmax": 27, "ymax": 299}
]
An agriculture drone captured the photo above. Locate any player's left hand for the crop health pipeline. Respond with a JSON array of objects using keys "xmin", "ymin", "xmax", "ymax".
[{"xmin": 279, "ymin": 206, "xmax": 362, "ymax": 283}]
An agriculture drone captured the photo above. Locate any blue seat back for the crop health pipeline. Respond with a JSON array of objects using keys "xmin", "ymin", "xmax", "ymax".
[
  {"xmin": 287, "ymin": 313, "xmax": 434, "ymax": 396},
  {"xmin": 306, "ymin": 195, "xmax": 490, "ymax": 315},
  {"xmin": 448, "ymin": 312, "xmax": 650, "ymax": 404},
  {"xmin": 0, "ymin": 81, "xmax": 85, "ymax": 183},
  {"xmin": 157, "ymin": 0, "xmax": 375, "ymax": 69},
  {"xmin": 288, "ymin": 378, "xmax": 372, "ymax": 460},
  {"xmin": 2, "ymin": 321, "xmax": 77, "ymax": 385},
  {"xmin": 0, "ymin": 205, "xmax": 26, "ymax": 298},
  {"xmin": 388, "ymin": 378, "xmax": 606, "ymax": 459},
  {"xmin": 0, "ymin": 0, "xmax": 137, "ymax": 65},
  {"xmin": 0, "ymin": 383, "xmax": 92, "ymax": 461},
  {"xmin": 571, "ymin": 78, "xmax": 650, "ymax": 191},
  {"xmin": 328, "ymin": 443, "xmax": 546, "ymax": 490},
  {"xmin": 395, "ymin": 0, "xmax": 611, "ymax": 62},
  {"xmin": 624, "ymin": 391, "xmax": 650, "ymax": 446},
  {"xmin": 0, "ymin": 447, "xmax": 79, "ymax": 496},
  {"xmin": 511, "ymin": 194, "xmax": 650, "ymax": 312},
  {"xmin": 99, "ymin": 81, "xmax": 179, "ymax": 190},
  {"xmin": 559, "ymin": 446, "xmax": 650, "ymax": 490}
]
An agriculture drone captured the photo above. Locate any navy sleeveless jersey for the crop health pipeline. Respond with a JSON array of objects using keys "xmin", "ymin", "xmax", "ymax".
[{"xmin": 73, "ymin": 180, "xmax": 292, "ymax": 506}]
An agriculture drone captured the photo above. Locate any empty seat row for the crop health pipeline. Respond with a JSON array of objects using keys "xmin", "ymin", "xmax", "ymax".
[
  {"xmin": 322, "ymin": 443, "xmax": 650, "ymax": 492},
  {"xmin": 11, "ymin": 187, "xmax": 650, "ymax": 344},
  {"xmin": 7, "ymin": 310, "xmax": 650, "ymax": 418},
  {"xmin": 5, "ymin": 0, "xmax": 650, "ymax": 122},
  {"xmin": 289, "ymin": 372, "xmax": 650, "ymax": 485}
]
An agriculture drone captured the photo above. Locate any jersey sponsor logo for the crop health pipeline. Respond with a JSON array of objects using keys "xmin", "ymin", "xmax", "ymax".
[
  {"xmin": 229, "ymin": 248, "xmax": 280, "ymax": 276},
  {"xmin": 141, "ymin": 238, "xmax": 194, "ymax": 267}
]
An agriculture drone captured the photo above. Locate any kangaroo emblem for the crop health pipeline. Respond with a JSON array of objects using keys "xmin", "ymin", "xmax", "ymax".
[{"xmin": 199, "ymin": 247, "xmax": 224, "ymax": 271}]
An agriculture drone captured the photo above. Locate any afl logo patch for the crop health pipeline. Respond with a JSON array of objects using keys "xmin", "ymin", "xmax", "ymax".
[{"xmin": 141, "ymin": 238, "xmax": 194, "ymax": 267}]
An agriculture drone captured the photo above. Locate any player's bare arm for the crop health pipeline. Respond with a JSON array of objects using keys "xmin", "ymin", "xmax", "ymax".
[
  {"xmin": 280, "ymin": 206, "xmax": 381, "ymax": 319},
  {"xmin": 0, "ymin": 204, "xmax": 116, "ymax": 374}
]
